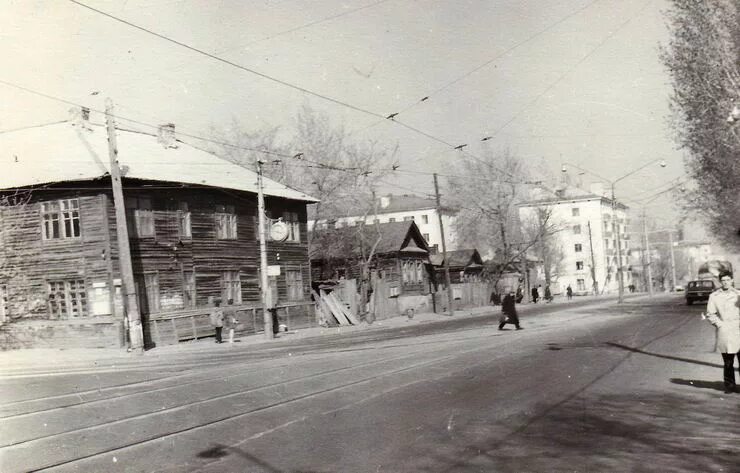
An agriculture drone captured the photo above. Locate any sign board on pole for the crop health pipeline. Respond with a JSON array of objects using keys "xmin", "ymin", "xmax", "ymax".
[{"xmin": 267, "ymin": 265, "xmax": 281, "ymax": 276}]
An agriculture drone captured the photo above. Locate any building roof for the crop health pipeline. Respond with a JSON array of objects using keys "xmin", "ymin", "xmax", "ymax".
[
  {"xmin": 309, "ymin": 193, "xmax": 453, "ymax": 221},
  {"xmin": 0, "ymin": 121, "xmax": 318, "ymax": 202},
  {"xmin": 429, "ymin": 249, "xmax": 483, "ymax": 268},
  {"xmin": 311, "ymin": 220, "xmax": 429, "ymax": 260},
  {"xmin": 518, "ymin": 185, "xmax": 626, "ymax": 210}
]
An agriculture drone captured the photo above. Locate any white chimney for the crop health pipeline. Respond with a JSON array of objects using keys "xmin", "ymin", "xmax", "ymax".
[
  {"xmin": 379, "ymin": 195, "xmax": 391, "ymax": 209},
  {"xmin": 157, "ymin": 123, "xmax": 177, "ymax": 149},
  {"xmin": 589, "ymin": 182, "xmax": 604, "ymax": 197}
]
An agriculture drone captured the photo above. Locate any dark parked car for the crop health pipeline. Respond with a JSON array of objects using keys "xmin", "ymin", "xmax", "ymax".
[{"xmin": 685, "ymin": 280, "xmax": 716, "ymax": 305}]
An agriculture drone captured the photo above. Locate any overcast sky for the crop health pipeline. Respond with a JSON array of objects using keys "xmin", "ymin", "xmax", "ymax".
[{"xmin": 1, "ymin": 0, "xmax": 684, "ymax": 223}]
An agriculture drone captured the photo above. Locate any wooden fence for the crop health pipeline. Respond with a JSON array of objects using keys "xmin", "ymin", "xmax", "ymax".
[{"xmin": 143, "ymin": 301, "xmax": 316, "ymax": 347}]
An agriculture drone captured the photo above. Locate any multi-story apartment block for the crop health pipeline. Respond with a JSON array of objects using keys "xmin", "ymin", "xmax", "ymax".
[
  {"xmin": 518, "ymin": 184, "xmax": 631, "ymax": 295},
  {"xmin": 309, "ymin": 194, "xmax": 458, "ymax": 253}
]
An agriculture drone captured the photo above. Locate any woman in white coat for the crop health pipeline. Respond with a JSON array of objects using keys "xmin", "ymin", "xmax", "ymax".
[{"xmin": 705, "ymin": 270, "xmax": 740, "ymax": 393}]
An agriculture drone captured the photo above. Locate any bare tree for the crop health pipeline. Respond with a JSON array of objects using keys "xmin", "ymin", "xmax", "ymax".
[
  {"xmin": 520, "ymin": 205, "xmax": 566, "ymax": 288},
  {"xmin": 446, "ymin": 148, "xmax": 529, "ymax": 260},
  {"xmin": 662, "ymin": 0, "xmax": 740, "ymax": 249}
]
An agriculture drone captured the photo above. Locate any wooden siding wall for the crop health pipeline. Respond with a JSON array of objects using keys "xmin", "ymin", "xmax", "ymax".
[
  {"xmin": 311, "ymin": 253, "xmax": 430, "ymax": 296},
  {"xmin": 0, "ymin": 191, "xmax": 112, "ymax": 320},
  {"xmin": 1, "ymin": 183, "xmax": 311, "ymax": 329},
  {"xmin": 110, "ymin": 187, "xmax": 311, "ymax": 314}
]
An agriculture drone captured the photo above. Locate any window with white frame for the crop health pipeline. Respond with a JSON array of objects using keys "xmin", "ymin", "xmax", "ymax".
[
  {"xmin": 221, "ymin": 270, "xmax": 242, "ymax": 303},
  {"xmin": 402, "ymin": 260, "xmax": 422, "ymax": 284},
  {"xmin": 178, "ymin": 202, "xmax": 191, "ymax": 239},
  {"xmin": 577, "ymin": 279, "xmax": 586, "ymax": 291},
  {"xmin": 183, "ymin": 271, "xmax": 195, "ymax": 308},
  {"xmin": 47, "ymin": 279, "xmax": 87, "ymax": 318},
  {"xmin": 388, "ymin": 218, "xmax": 396, "ymax": 223},
  {"xmin": 282, "ymin": 212, "xmax": 301, "ymax": 242},
  {"xmin": 403, "ymin": 216, "xmax": 414, "ymax": 221},
  {"xmin": 573, "ymin": 224, "xmax": 581, "ymax": 235},
  {"xmin": 574, "ymin": 243, "xmax": 583, "ymax": 252},
  {"xmin": 423, "ymin": 233, "xmax": 430, "ymax": 242},
  {"xmin": 285, "ymin": 268, "xmax": 303, "ymax": 300},
  {"xmin": 576, "ymin": 261, "xmax": 584, "ymax": 270},
  {"xmin": 41, "ymin": 199, "xmax": 81, "ymax": 240},
  {"xmin": 421, "ymin": 214, "xmax": 429, "ymax": 224},
  {"xmin": 572, "ymin": 207, "xmax": 580, "ymax": 217},
  {"xmin": 125, "ymin": 196, "xmax": 154, "ymax": 238},
  {"xmin": 215, "ymin": 204, "xmax": 237, "ymax": 239}
]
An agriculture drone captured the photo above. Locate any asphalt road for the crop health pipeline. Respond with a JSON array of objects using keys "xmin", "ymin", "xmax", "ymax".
[{"xmin": 1, "ymin": 294, "xmax": 737, "ymax": 472}]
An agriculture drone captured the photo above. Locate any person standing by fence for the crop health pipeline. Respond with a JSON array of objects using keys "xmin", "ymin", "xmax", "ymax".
[
  {"xmin": 224, "ymin": 299, "xmax": 239, "ymax": 344},
  {"xmin": 209, "ymin": 300, "xmax": 224, "ymax": 344}
]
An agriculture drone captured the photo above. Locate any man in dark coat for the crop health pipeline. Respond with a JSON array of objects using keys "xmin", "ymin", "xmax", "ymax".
[
  {"xmin": 531, "ymin": 286, "xmax": 539, "ymax": 303},
  {"xmin": 499, "ymin": 289, "xmax": 522, "ymax": 330}
]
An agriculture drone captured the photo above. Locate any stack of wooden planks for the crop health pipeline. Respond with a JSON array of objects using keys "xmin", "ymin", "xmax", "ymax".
[{"xmin": 312, "ymin": 289, "xmax": 359, "ymax": 326}]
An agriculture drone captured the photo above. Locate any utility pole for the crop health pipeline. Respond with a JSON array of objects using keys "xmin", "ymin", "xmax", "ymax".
[
  {"xmin": 587, "ymin": 221, "xmax": 598, "ymax": 295},
  {"xmin": 105, "ymin": 99, "xmax": 143, "ymax": 352},
  {"xmin": 433, "ymin": 173, "xmax": 454, "ymax": 316},
  {"xmin": 611, "ymin": 184, "xmax": 625, "ymax": 303},
  {"xmin": 642, "ymin": 210, "xmax": 654, "ymax": 295},
  {"xmin": 668, "ymin": 230, "xmax": 677, "ymax": 292},
  {"xmin": 257, "ymin": 160, "xmax": 274, "ymax": 339}
]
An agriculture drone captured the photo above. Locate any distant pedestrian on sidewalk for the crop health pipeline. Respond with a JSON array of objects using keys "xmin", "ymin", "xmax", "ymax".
[
  {"xmin": 209, "ymin": 300, "xmax": 224, "ymax": 344},
  {"xmin": 531, "ymin": 286, "xmax": 539, "ymax": 304},
  {"xmin": 544, "ymin": 284, "xmax": 553, "ymax": 303},
  {"xmin": 499, "ymin": 288, "xmax": 522, "ymax": 330},
  {"xmin": 704, "ymin": 270, "xmax": 740, "ymax": 394},
  {"xmin": 566, "ymin": 285, "xmax": 573, "ymax": 300},
  {"xmin": 516, "ymin": 286, "xmax": 524, "ymax": 304}
]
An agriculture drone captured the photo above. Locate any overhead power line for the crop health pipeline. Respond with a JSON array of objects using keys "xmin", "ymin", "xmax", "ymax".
[
  {"xmin": 66, "ymin": 0, "xmax": 520, "ymax": 180},
  {"xmin": 0, "ymin": 78, "xmax": 294, "ymax": 159},
  {"xmin": 69, "ymin": 0, "xmax": 388, "ymax": 120},
  {"xmin": 389, "ymin": 0, "xmax": 602, "ymax": 120}
]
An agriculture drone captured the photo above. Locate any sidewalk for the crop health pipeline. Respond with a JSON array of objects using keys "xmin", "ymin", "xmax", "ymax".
[{"xmin": 0, "ymin": 293, "xmax": 649, "ymax": 375}]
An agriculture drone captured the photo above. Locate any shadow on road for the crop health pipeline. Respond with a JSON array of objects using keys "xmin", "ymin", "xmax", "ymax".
[
  {"xmin": 419, "ymin": 391, "xmax": 740, "ymax": 473},
  {"xmin": 670, "ymin": 378, "xmax": 728, "ymax": 392},
  {"xmin": 198, "ymin": 443, "xmax": 317, "ymax": 473},
  {"xmin": 605, "ymin": 342, "xmax": 722, "ymax": 369}
]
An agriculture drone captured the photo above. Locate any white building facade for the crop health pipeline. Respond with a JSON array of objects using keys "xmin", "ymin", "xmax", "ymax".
[
  {"xmin": 308, "ymin": 194, "xmax": 458, "ymax": 253},
  {"xmin": 518, "ymin": 186, "xmax": 631, "ymax": 296}
]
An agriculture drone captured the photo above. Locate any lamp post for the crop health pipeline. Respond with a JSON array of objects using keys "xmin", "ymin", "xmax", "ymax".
[{"xmin": 561, "ymin": 159, "xmax": 666, "ymax": 303}]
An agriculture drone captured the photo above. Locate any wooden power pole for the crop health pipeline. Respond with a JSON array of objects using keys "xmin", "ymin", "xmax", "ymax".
[
  {"xmin": 257, "ymin": 160, "xmax": 274, "ymax": 339},
  {"xmin": 433, "ymin": 173, "xmax": 454, "ymax": 316},
  {"xmin": 105, "ymin": 99, "xmax": 143, "ymax": 352}
]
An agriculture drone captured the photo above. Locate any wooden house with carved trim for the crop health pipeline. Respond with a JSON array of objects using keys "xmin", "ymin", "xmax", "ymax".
[
  {"xmin": 310, "ymin": 220, "xmax": 432, "ymax": 297},
  {"xmin": 0, "ymin": 111, "xmax": 317, "ymax": 349},
  {"xmin": 430, "ymin": 249, "xmax": 484, "ymax": 284}
]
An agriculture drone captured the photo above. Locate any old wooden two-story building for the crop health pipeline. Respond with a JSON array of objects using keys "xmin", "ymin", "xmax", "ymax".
[{"xmin": 0, "ymin": 113, "xmax": 317, "ymax": 349}]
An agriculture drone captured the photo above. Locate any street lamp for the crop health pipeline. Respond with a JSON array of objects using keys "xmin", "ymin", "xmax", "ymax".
[{"xmin": 561, "ymin": 159, "xmax": 667, "ymax": 303}]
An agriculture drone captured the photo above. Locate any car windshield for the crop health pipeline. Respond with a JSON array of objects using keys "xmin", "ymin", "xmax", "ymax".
[{"xmin": 689, "ymin": 281, "xmax": 714, "ymax": 289}]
